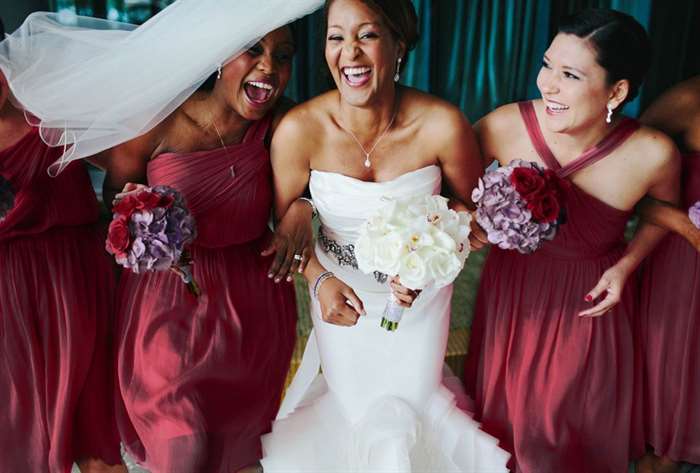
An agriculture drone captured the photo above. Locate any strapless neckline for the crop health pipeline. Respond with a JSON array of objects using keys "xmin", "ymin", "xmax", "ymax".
[{"xmin": 311, "ymin": 164, "xmax": 439, "ymax": 185}]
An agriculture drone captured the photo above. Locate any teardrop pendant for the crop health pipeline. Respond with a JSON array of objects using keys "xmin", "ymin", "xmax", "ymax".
[{"xmin": 364, "ymin": 155, "xmax": 371, "ymax": 168}]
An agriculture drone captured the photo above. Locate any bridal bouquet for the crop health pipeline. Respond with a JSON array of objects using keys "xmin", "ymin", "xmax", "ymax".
[
  {"xmin": 689, "ymin": 202, "xmax": 700, "ymax": 229},
  {"xmin": 0, "ymin": 176, "xmax": 14, "ymax": 222},
  {"xmin": 106, "ymin": 185, "xmax": 200, "ymax": 296},
  {"xmin": 472, "ymin": 159, "xmax": 568, "ymax": 254},
  {"xmin": 355, "ymin": 195, "xmax": 472, "ymax": 331}
]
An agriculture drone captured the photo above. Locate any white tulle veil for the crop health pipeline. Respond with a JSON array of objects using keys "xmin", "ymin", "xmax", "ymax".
[{"xmin": 0, "ymin": 0, "xmax": 322, "ymax": 174}]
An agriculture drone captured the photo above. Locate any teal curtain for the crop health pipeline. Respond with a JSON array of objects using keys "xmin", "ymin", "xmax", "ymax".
[{"xmin": 50, "ymin": 0, "xmax": 700, "ymax": 120}]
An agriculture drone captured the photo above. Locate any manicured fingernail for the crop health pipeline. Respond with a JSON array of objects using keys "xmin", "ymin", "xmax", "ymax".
[
  {"xmin": 286, "ymin": 276, "xmax": 292, "ymax": 282},
  {"xmin": 268, "ymin": 273, "xmax": 273, "ymax": 278},
  {"xmin": 585, "ymin": 295, "xmax": 593, "ymax": 302}
]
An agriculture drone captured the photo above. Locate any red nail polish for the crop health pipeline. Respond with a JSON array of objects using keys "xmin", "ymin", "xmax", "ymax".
[{"xmin": 585, "ymin": 295, "xmax": 593, "ymax": 302}]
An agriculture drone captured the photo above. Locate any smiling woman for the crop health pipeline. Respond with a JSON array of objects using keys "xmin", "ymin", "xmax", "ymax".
[
  {"xmin": 464, "ymin": 8, "xmax": 680, "ymax": 473},
  {"xmin": 259, "ymin": 0, "xmax": 511, "ymax": 471}
]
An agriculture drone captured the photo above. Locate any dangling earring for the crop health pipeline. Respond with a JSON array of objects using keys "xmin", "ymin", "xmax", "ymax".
[
  {"xmin": 217, "ymin": 64, "xmax": 223, "ymax": 80},
  {"xmin": 393, "ymin": 57, "xmax": 402, "ymax": 83},
  {"xmin": 605, "ymin": 103, "xmax": 613, "ymax": 124}
]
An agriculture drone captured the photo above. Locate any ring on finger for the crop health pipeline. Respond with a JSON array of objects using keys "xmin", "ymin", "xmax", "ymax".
[{"xmin": 293, "ymin": 254, "xmax": 303, "ymax": 261}]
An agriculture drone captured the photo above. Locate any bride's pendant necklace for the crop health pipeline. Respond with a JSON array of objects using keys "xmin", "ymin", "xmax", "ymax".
[{"xmin": 340, "ymin": 98, "xmax": 399, "ymax": 169}]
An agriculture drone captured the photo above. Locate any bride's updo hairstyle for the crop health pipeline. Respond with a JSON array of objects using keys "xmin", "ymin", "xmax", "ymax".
[
  {"xmin": 558, "ymin": 8, "xmax": 651, "ymax": 105},
  {"xmin": 324, "ymin": 0, "xmax": 420, "ymax": 60}
]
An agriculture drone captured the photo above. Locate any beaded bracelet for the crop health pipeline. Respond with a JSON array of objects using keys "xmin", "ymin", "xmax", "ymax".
[
  {"xmin": 313, "ymin": 271, "xmax": 335, "ymax": 299},
  {"xmin": 298, "ymin": 197, "xmax": 318, "ymax": 219}
]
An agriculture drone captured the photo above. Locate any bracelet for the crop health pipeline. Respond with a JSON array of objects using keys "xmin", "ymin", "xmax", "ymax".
[
  {"xmin": 313, "ymin": 271, "xmax": 335, "ymax": 299},
  {"xmin": 298, "ymin": 197, "xmax": 318, "ymax": 219}
]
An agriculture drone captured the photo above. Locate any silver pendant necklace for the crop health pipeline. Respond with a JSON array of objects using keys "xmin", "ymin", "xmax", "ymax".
[{"xmin": 340, "ymin": 95, "xmax": 400, "ymax": 168}]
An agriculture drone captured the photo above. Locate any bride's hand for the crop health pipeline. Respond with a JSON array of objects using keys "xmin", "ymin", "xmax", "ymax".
[
  {"xmin": 262, "ymin": 199, "xmax": 314, "ymax": 283},
  {"xmin": 468, "ymin": 211, "xmax": 489, "ymax": 250},
  {"xmin": 389, "ymin": 276, "xmax": 420, "ymax": 308},
  {"xmin": 318, "ymin": 277, "xmax": 365, "ymax": 327}
]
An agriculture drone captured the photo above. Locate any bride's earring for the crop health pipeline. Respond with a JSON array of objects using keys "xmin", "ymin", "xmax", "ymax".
[
  {"xmin": 393, "ymin": 57, "xmax": 402, "ymax": 82},
  {"xmin": 605, "ymin": 103, "xmax": 614, "ymax": 124},
  {"xmin": 217, "ymin": 64, "xmax": 223, "ymax": 80}
]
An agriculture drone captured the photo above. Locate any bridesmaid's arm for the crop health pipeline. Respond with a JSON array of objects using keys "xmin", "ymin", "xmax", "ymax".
[
  {"xmin": 639, "ymin": 198, "xmax": 700, "ymax": 252},
  {"xmin": 579, "ymin": 135, "xmax": 681, "ymax": 317}
]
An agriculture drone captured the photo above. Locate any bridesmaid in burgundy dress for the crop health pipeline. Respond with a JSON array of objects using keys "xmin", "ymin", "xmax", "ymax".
[
  {"xmin": 0, "ymin": 26, "xmax": 123, "ymax": 473},
  {"xmin": 464, "ymin": 10, "xmax": 680, "ymax": 473},
  {"xmin": 91, "ymin": 26, "xmax": 312, "ymax": 473},
  {"xmin": 636, "ymin": 76, "xmax": 700, "ymax": 473}
]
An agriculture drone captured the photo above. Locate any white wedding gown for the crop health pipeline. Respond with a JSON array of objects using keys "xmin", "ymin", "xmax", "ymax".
[{"xmin": 261, "ymin": 166, "xmax": 510, "ymax": 472}]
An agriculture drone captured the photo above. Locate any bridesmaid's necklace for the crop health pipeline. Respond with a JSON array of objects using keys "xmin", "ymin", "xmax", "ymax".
[
  {"xmin": 208, "ymin": 117, "xmax": 237, "ymax": 177},
  {"xmin": 339, "ymin": 94, "xmax": 400, "ymax": 168}
]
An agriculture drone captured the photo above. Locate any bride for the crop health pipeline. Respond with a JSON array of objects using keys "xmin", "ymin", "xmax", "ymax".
[{"xmin": 262, "ymin": 0, "xmax": 510, "ymax": 470}]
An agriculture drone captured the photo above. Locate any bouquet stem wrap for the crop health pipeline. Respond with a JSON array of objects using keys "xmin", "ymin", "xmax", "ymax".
[{"xmin": 381, "ymin": 294, "xmax": 404, "ymax": 332}]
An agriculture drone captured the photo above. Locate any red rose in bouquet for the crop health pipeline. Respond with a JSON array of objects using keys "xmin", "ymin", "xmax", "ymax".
[{"xmin": 106, "ymin": 216, "xmax": 130, "ymax": 259}]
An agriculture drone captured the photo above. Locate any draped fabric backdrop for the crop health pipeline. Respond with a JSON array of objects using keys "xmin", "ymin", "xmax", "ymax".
[{"xmin": 48, "ymin": 0, "xmax": 700, "ymax": 121}]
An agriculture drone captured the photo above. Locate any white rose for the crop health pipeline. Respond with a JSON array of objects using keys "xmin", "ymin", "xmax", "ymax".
[
  {"xmin": 355, "ymin": 233, "xmax": 378, "ymax": 272},
  {"xmin": 398, "ymin": 250, "xmax": 430, "ymax": 289},
  {"xmin": 373, "ymin": 232, "xmax": 406, "ymax": 275},
  {"xmin": 427, "ymin": 250, "xmax": 463, "ymax": 288},
  {"xmin": 428, "ymin": 227, "xmax": 457, "ymax": 252}
]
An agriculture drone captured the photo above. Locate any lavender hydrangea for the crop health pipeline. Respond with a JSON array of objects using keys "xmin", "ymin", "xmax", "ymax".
[
  {"xmin": 472, "ymin": 160, "xmax": 558, "ymax": 254},
  {"xmin": 0, "ymin": 176, "xmax": 14, "ymax": 222},
  {"xmin": 116, "ymin": 186, "xmax": 196, "ymax": 274},
  {"xmin": 689, "ymin": 201, "xmax": 700, "ymax": 229}
]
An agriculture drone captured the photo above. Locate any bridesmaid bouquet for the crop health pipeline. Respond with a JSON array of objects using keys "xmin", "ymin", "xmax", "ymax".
[
  {"xmin": 355, "ymin": 195, "xmax": 472, "ymax": 331},
  {"xmin": 689, "ymin": 202, "xmax": 700, "ymax": 229},
  {"xmin": 106, "ymin": 185, "xmax": 200, "ymax": 296},
  {"xmin": 0, "ymin": 176, "xmax": 14, "ymax": 222},
  {"xmin": 472, "ymin": 159, "xmax": 568, "ymax": 254}
]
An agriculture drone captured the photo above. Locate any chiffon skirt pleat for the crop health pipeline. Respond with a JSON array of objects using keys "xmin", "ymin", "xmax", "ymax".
[
  {"xmin": 116, "ymin": 233, "xmax": 297, "ymax": 473},
  {"xmin": 639, "ymin": 233, "xmax": 700, "ymax": 464},
  {"xmin": 0, "ymin": 225, "xmax": 120, "ymax": 473}
]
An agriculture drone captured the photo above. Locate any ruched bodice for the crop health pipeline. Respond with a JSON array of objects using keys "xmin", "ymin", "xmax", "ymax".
[
  {"xmin": 535, "ymin": 185, "xmax": 631, "ymax": 260},
  {"xmin": 0, "ymin": 128, "xmax": 99, "ymax": 242},
  {"xmin": 310, "ymin": 165, "xmax": 441, "ymax": 242},
  {"xmin": 146, "ymin": 116, "xmax": 273, "ymax": 248}
]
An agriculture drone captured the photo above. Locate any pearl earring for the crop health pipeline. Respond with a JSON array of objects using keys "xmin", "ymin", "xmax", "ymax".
[
  {"xmin": 394, "ymin": 57, "xmax": 402, "ymax": 83},
  {"xmin": 606, "ymin": 104, "xmax": 613, "ymax": 124},
  {"xmin": 217, "ymin": 65, "xmax": 223, "ymax": 80}
]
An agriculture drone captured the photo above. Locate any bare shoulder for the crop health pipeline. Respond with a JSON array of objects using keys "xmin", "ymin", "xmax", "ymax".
[
  {"xmin": 89, "ymin": 119, "xmax": 164, "ymax": 172},
  {"xmin": 402, "ymin": 88, "xmax": 471, "ymax": 141},
  {"xmin": 271, "ymin": 92, "xmax": 337, "ymax": 165},
  {"xmin": 271, "ymin": 96, "xmax": 297, "ymax": 132},
  {"xmin": 630, "ymin": 124, "xmax": 679, "ymax": 171},
  {"xmin": 474, "ymin": 102, "xmax": 523, "ymax": 137},
  {"xmin": 273, "ymin": 94, "xmax": 327, "ymax": 147}
]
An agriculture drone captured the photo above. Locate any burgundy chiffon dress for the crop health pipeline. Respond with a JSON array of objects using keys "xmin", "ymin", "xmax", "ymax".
[
  {"xmin": 639, "ymin": 151, "xmax": 700, "ymax": 464},
  {"xmin": 116, "ymin": 115, "xmax": 297, "ymax": 473},
  {"xmin": 465, "ymin": 101, "xmax": 644, "ymax": 473},
  {"xmin": 0, "ymin": 129, "xmax": 120, "ymax": 472}
]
